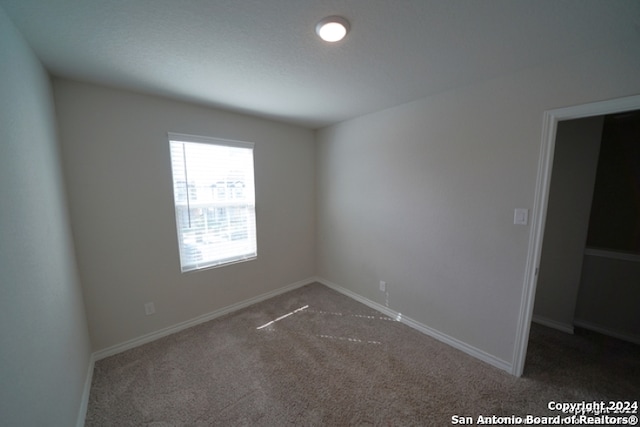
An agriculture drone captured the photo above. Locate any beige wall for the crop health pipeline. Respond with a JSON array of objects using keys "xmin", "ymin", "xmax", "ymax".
[
  {"xmin": 316, "ymin": 35, "xmax": 640, "ymax": 365},
  {"xmin": 0, "ymin": 8, "xmax": 92, "ymax": 427},
  {"xmin": 53, "ymin": 80, "xmax": 316, "ymax": 352}
]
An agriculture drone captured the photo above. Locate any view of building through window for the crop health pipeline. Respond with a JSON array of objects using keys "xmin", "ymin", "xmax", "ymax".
[{"xmin": 168, "ymin": 134, "xmax": 257, "ymax": 271}]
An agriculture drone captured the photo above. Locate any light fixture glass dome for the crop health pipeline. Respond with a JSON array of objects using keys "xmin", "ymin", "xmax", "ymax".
[{"xmin": 316, "ymin": 16, "xmax": 350, "ymax": 42}]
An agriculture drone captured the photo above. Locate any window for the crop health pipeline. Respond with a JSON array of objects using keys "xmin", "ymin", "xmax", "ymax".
[{"xmin": 168, "ymin": 133, "xmax": 257, "ymax": 272}]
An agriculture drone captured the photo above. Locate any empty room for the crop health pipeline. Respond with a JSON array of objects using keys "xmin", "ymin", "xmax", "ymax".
[{"xmin": 1, "ymin": 1, "xmax": 639, "ymax": 426}]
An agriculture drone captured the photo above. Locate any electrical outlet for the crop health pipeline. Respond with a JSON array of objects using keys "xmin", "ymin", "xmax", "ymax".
[
  {"xmin": 144, "ymin": 302, "xmax": 155, "ymax": 315},
  {"xmin": 379, "ymin": 281, "xmax": 386, "ymax": 292}
]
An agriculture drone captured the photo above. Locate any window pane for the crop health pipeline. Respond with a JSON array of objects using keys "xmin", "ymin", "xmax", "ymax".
[{"xmin": 169, "ymin": 134, "xmax": 257, "ymax": 272}]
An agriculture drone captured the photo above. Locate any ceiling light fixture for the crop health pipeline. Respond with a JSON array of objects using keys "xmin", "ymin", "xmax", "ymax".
[{"xmin": 316, "ymin": 16, "xmax": 350, "ymax": 42}]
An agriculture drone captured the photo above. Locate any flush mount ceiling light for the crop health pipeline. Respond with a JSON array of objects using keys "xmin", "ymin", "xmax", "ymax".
[{"xmin": 315, "ymin": 16, "xmax": 350, "ymax": 42}]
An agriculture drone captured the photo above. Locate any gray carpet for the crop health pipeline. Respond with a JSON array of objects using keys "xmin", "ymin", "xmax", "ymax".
[{"xmin": 86, "ymin": 283, "xmax": 640, "ymax": 426}]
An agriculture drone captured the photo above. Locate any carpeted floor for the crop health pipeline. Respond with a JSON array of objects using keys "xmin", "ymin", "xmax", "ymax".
[{"xmin": 85, "ymin": 283, "xmax": 639, "ymax": 426}]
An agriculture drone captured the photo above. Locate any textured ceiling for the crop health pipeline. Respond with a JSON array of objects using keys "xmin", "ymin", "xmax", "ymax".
[{"xmin": 2, "ymin": 0, "xmax": 639, "ymax": 128}]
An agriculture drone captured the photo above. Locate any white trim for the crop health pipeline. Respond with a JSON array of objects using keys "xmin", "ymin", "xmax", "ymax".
[
  {"xmin": 584, "ymin": 248, "xmax": 640, "ymax": 263},
  {"xmin": 513, "ymin": 94, "xmax": 640, "ymax": 377},
  {"xmin": 93, "ymin": 277, "xmax": 316, "ymax": 361},
  {"xmin": 531, "ymin": 315, "xmax": 574, "ymax": 334},
  {"xmin": 316, "ymin": 277, "xmax": 513, "ymax": 374},
  {"xmin": 573, "ymin": 318, "xmax": 640, "ymax": 345},
  {"xmin": 76, "ymin": 354, "xmax": 95, "ymax": 427},
  {"xmin": 167, "ymin": 132, "xmax": 254, "ymax": 149}
]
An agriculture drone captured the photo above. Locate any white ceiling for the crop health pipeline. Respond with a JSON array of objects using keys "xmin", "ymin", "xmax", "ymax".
[{"xmin": 2, "ymin": 0, "xmax": 639, "ymax": 129}]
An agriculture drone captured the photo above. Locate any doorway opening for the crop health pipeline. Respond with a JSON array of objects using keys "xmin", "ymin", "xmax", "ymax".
[{"xmin": 512, "ymin": 94, "xmax": 640, "ymax": 377}]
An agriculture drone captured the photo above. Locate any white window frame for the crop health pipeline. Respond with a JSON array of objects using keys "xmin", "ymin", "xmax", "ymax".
[{"xmin": 168, "ymin": 132, "xmax": 257, "ymax": 272}]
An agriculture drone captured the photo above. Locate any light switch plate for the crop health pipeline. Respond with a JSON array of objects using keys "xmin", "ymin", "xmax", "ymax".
[
  {"xmin": 144, "ymin": 302, "xmax": 155, "ymax": 315},
  {"xmin": 514, "ymin": 208, "xmax": 528, "ymax": 225}
]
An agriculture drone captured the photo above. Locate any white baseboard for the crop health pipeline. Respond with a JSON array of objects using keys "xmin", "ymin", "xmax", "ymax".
[
  {"xmin": 76, "ymin": 353, "xmax": 95, "ymax": 427},
  {"xmin": 93, "ymin": 277, "xmax": 316, "ymax": 361},
  {"xmin": 315, "ymin": 277, "xmax": 513, "ymax": 374},
  {"xmin": 91, "ymin": 275, "xmax": 518, "ymax": 375},
  {"xmin": 573, "ymin": 318, "xmax": 640, "ymax": 345},
  {"xmin": 531, "ymin": 315, "xmax": 574, "ymax": 334}
]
